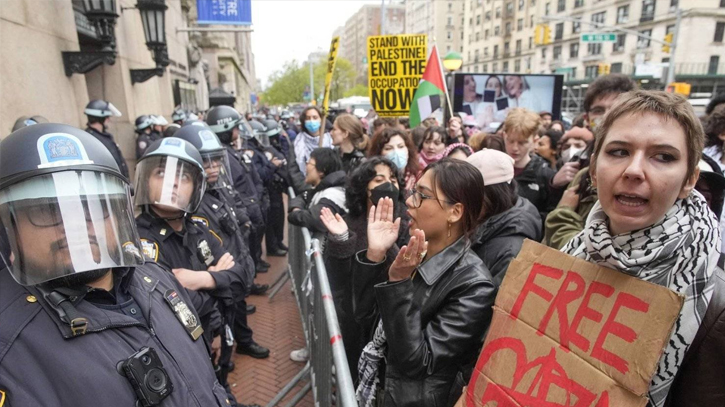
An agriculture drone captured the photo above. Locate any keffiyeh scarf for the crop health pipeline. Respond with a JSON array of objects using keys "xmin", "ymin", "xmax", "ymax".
[
  {"xmin": 419, "ymin": 150, "xmax": 446, "ymax": 167},
  {"xmin": 356, "ymin": 320, "xmax": 387, "ymax": 407},
  {"xmin": 294, "ymin": 131, "xmax": 331, "ymax": 175},
  {"xmin": 562, "ymin": 191, "xmax": 721, "ymax": 407}
]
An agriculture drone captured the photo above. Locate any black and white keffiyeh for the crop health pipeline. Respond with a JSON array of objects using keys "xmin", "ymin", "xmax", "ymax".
[
  {"xmin": 356, "ymin": 320, "xmax": 387, "ymax": 407},
  {"xmin": 562, "ymin": 191, "xmax": 721, "ymax": 407}
]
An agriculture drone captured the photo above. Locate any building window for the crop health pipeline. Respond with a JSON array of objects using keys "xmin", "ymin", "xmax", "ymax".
[
  {"xmin": 518, "ymin": 18, "xmax": 524, "ymax": 31},
  {"xmin": 475, "ymin": 49, "xmax": 480, "ymax": 62},
  {"xmin": 477, "ymin": 15, "xmax": 481, "ymax": 25},
  {"xmin": 494, "ymin": 45, "xmax": 499, "ymax": 57},
  {"xmin": 617, "ymin": 5, "xmax": 629, "ymax": 24},
  {"xmin": 484, "ymin": 47, "xmax": 489, "ymax": 56},
  {"xmin": 503, "ymin": 61, "xmax": 509, "ymax": 72},
  {"xmin": 448, "ymin": 2, "xmax": 452, "ymax": 10},
  {"xmin": 519, "ymin": 0, "xmax": 525, "ymax": 10},
  {"xmin": 505, "ymin": 42, "xmax": 511, "ymax": 55},
  {"xmin": 447, "ymin": 31, "xmax": 452, "ymax": 40},
  {"xmin": 574, "ymin": 0, "xmax": 584, "ymax": 7},
  {"xmin": 555, "ymin": 22, "xmax": 564, "ymax": 40},
  {"xmin": 496, "ymin": 7, "xmax": 501, "ymax": 18},
  {"xmin": 553, "ymin": 45, "xmax": 562, "ymax": 59},
  {"xmin": 485, "ymin": 29, "xmax": 490, "ymax": 39},
  {"xmin": 613, "ymin": 33, "xmax": 626, "ymax": 52},
  {"xmin": 541, "ymin": 47, "xmax": 547, "ymax": 58},
  {"xmin": 516, "ymin": 39, "xmax": 522, "ymax": 54},
  {"xmin": 572, "ymin": 17, "xmax": 581, "ymax": 33},
  {"xmin": 493, "ymin": 62, "xmax": 499, "ymax": 72},
  {"xmin": 515, "ymin": 59, "xmax": 521, "ymax": 72},
  {"xmin": 474, "ymin": 65, "xmax": 479, "ymax": 73},
  {"xmin": 641, "ymin": 0, "xmax": 655, "ymax": 22},
  {"xmin": 709, "ymin": 55, "xmax": 720, "ymax": 74},
  {"xmin": 507, "ymin": 2, "xmax": 514, "ymax": 14},
  {"xmin": 585, "ymin": 65, "xmax": 598, "ymax": 78},
  {"xmin": 670, "ymin": 0, "xmax": 678, "ymax": 8},
  {"xmin": 447, "ymin": 17, "xmax": 453, "ymax": 26},
  {"xmin": 531, "ymin": 15, "xmax": 535, "ymax": 27},
  {"xmin": 637, "ymin": 29, "xmax": 652, "ymax": 48},
  {"xmin": 476, "ymin": 32, "xmax": 480, "ymax": 41},
  {"xmin": 588, "ymin": 42, "xmax": 602, "ymax": 54},
  {"xmin": 506, "ymin": 22, "xmax": 512, "ymax": 34},
  {"xmin": 666, "ymin": 24, "xmax": 675, "ymax": 36},
  {"xmin": 447, "ymin": 45, "xmax": 451, "ymax": 52},
  {"xmin": 721, "ymin": 0, "xmax": 725, "ymax": 7},
  {"xmin": 486, "ymin": 11, "xmax": 491, "ymax": 20},
  {"xmin": 570, "ymin": 42, "xmax": 579, "ymax": 58},
  {"xmin": 483, "ymin": 63, "xmax": 489, "ymax": 72},
  {"xmin": 545, "ymin": 2, "xmax": 550, "ymax": 15},
  {"xmin": 557, "ymin": 0, "xmax": 565, "ymax": 12},
  {"xmin": 715, "ymin": 22, "xmax": 725, "ymax": 42},
  {"xmin": 591, "ymin": 11, "xmax": 606, "ymax": 25},
  {"xmin": 529, "ymin": 36, "xmax": 533, "ymax": 49},
  {"xmin": 611, "ymin": 62, "xmax": 623, "ymax": 73},
  {"xmin": 495, "ymin": 25, "xmax": 500, "ymax": 36}
]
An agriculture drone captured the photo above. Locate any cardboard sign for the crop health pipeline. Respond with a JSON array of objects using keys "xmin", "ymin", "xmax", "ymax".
[
  {"xmin": 459, "ymin": 240, "xmax": 684, "ymax": 407},
  {"xmin": 322, "ymin": 36, "xmax": 340, "ymax": 113},
  {"xmin": 367, "ymin": 34, "xmax": 427, "ymax": 117}
]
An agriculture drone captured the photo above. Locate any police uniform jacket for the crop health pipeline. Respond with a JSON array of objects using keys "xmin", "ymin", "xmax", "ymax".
[
  {"xmin": 136, "ymin": 131, "xmax": 162, "ymax": 159},
  {"xmin": 224, "ymin": 145, "xmax": 264, "ymax": 229},
  {"xmin": 135, "ymin": 211, "xmax": 246, "ymax": 303},
  {"xmin": 192, "ymin": 192, "xmax": 255, "ymax": 291},
  {"xmin": 0, "ymin": 265, "xmax": 232, "ymax": 406},
  {"xmin": 85, "ymin": 126, "xmax": 129, "ymax": 179}
]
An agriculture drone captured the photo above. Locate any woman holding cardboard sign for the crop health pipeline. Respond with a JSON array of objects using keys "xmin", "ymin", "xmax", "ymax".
[
  {"xmin": 561, "ymin": 90, "xmax": 725, "ymax": 407},
  {"xmin": 353, "ymin": 158, "xmax": 496, "ymax": 407}
]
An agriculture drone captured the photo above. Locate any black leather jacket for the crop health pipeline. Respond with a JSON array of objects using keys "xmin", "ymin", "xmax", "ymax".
[{"xmin": 353, "ymin": 237, "xmax": 496, "ymax": 407}]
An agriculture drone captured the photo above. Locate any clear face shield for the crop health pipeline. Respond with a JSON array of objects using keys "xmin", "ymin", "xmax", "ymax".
[
  {"xmin": 201, "ymin": 150, "xmax": 233, "ymax": 190},
  {"xmin": 0, "ymin": 171, "xmax": 144, "ymax": 286},
  {"xmin": 134, "ymin": 156, "xmax": 206, "ymax": 214}
]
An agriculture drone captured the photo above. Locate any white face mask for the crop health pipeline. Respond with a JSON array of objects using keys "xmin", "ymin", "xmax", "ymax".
[{"xmin": 562, "ymin": 146, "xmax": 584, "ymax": 163}]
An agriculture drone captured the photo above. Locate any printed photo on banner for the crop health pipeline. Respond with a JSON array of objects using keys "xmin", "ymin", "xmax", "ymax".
[{"xmin": 452, "ymin": 73, "xmax": 563, "ymax": 129}]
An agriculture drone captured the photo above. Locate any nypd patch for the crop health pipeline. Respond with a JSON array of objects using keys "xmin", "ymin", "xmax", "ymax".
[
  {"xmin": 36, "ymin": 133, "xmax": 93, "ymax": 169},
  {"xmin": 163, "ymin": 138, "xmax": 181, "ymax": 147},
  {"xmin": 140, "ymin": 239, "xmax": 159, "ymax": 262},
  {"xmin": 191, "ymin": 216, "xmax": 209, "ymax": 227}
]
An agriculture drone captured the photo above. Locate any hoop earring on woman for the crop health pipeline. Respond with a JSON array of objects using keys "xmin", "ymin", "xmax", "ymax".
[{"xmin": 447, "ymin": 221, "xmax": 451, "ymax": 238}]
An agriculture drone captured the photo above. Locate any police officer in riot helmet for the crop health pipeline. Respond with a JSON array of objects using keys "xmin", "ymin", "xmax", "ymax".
[
  {"xmin": 0, "ymin": 124, "xmax": 232, "ymax": 406},
  {"xmin": 150, "ymin": 115, "xmax": 168, "ymax": 138},
  {"xmin": 133, "ymin": 138, "xmax": 249, "ymax": 404},
  {"xmin": 171, "ymin": 108, "xmax": 187, "ymax": 125},
  {"xmin": 11, "ymin": 115, "xmax": 48, "ymax": 133},
  {"xmin": 134, "ymin": 115, "xmax": 157, "ymax": 159},
  {"xmin": 174, "ymin": 125, "xmax": 271, "ymax": 361},
  {"xmin": 205, "ymin": 105, "xmax": 270, "ymax": 273},
  {"xmin": 262, "ymin": 119, "xmax": 290, "ymax": 256},
  {"xmin": 84, "ymin": 99, "xmax": 129, "ymax": 178}
]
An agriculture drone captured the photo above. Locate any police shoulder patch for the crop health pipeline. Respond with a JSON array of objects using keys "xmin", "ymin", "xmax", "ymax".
[
  {"xmin": 191, "ymin": 216, "xmax": 209, "ymax": 227},
  {"xmin": 140, "ymin": 239, "xmax": 159, "ymax": 262}
]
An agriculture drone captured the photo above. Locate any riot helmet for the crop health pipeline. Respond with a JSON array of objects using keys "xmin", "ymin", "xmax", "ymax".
[
  {"xmin": 205, "ymin": 105, "xmax": 242, "ymax": 144},
  {"xmin": 12, "ymin": 116, "xmax": 41, "ymax": 133},
  {"xmin": 85, "ymin": 99, "xmax": 122, "ymax": 119},
  {"xmin": 151, "ymin": 115, "xmax": 169, "ymax": 126},
  {"xmin": 173, "ymin": 125, "xmax": 233, "ymax": 190},
  {"xmin": 181, "ymin": 119, "xmax": 211, "ymax": 129},
  {"xmin": 247, "ymin": 120, "xmax": 270, "ymax": 147},
  {"xmin": 135, "ymin": 115, "xmax": 154, "ymax": 133},
  {"xmin": 134, "ymin": 138, "xmax": 207, "ymax": 217},
  {"xmin": 171, "ymin": 108, "xmax": 187, "ymax": 124},
  {"xmin": 0, "ymin": 124, "xmax": 144, "ymax": 286},
  {"xmin": 264, "ymin": 119, "xmax": 281, "ymax": 137}
]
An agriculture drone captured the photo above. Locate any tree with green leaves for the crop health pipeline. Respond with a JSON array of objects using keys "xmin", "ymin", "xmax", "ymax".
[{"xmin": 261, "ymin": 58, "xmax": 358, "ymax": 106}]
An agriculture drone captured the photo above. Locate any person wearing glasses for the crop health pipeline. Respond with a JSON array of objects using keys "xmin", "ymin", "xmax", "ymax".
[{"xmin": 353, "ymin": 158, "xmax": 496, "ymax": 407}]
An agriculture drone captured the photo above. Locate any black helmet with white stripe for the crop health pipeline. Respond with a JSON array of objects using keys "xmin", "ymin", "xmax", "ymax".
[
  {"xmin": 84, "ymin": 99, "xmax": 122, "ymax": 119},
  {"xmin": 135, "ymin": 115, "xmax": 154, "ymax": 132},
  {"xmin": 205, "ymin": 105, "xmax": 242, "ymax": 144},
  {"xmin": 171, "ymin": 108, "xmax": 187, "ymax": 123}
]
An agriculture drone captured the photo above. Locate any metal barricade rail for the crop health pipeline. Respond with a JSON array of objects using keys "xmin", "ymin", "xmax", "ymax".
[{"xmin": 266, "ymin": 188, "xmax": 356, "ymax": 407}]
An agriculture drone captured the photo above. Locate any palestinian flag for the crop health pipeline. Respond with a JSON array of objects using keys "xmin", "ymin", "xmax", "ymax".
[{"xmin": 409, "ymin": 45, "xmax": 447, "ymax": 128}]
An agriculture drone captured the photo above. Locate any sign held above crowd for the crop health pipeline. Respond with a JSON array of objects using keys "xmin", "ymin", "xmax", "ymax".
[
  {"xmin": 367, "ymin": 34, "xmax": 427, "ymax": 117},
  {"xmin": 457, "ymin": 240, "xmax": 684, "ymax": 407}
]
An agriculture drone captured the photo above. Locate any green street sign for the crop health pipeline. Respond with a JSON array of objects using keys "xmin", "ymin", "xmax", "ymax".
[{"xmin": 581, "ymin": 33, "xmax": 617, "ymax": 42}]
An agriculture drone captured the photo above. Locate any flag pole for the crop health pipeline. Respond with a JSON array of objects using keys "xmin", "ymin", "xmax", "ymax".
[{"xmin": 432, "ymin": 40, "xmax": 455, "ymax": 119}]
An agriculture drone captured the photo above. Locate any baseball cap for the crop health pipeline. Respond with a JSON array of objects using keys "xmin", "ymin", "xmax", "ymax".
[{"xmin": 466, "ymin": 148, "xmax": 515, "ymax": 186}]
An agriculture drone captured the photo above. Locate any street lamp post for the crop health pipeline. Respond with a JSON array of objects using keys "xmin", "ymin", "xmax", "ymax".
[
  {"xmin": 443, "ymin": 51, "xmax": 463, "ymax": 123},
  {"xmin": 130, "ymin": 0, "xmax": 169, "ymax": 84},
  {"xmin": 61, "ymin": 0, "xmax": 119, "ymax": 76}
]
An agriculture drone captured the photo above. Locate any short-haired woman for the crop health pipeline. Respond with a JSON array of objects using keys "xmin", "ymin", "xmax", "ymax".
[
  {"xmin": 354, "ymin": 158, "xmax": 496, "ymax": 407},
  {"xmin": 561, "ymin": 90, "xmax": 725, "ymax": 407}
]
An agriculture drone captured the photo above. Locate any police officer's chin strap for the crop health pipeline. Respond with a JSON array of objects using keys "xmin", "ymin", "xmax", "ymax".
[
  {"xmin": 145, "ymin": 204, "xmax": 187, "ymax": 221},
  {"xmin": 36, "ymin": 283, "xmax": 90, "ymax": 337}
]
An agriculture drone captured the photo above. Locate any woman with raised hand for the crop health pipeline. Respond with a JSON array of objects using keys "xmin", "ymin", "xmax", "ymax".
[
  {"xmin": 319, "ymin": 157, "xmax": 409, "ymax": 382},
  {"xmin": 354, "ymin": 158, "xmax": 496, "ymax": 407},
  {"xmin": 561, "ymin": 90, "xmax": 725, "ymax": 407}
]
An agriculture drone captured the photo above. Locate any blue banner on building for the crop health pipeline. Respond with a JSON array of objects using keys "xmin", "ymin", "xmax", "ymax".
[{"xmin": 196, "ymin": 0, "xmax": 252, "ymax": 25}]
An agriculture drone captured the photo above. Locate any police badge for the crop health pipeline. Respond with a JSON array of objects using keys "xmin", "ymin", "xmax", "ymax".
[
  {"xmin": 163, "ymin": 289, "xmax": 203, "ymax": 340},
  {"xmin": 197, "ymin": 240, "xmax": 214, "ymax": 266}
]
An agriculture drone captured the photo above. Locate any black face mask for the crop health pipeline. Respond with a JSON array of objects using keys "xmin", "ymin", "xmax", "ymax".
[{"xmin": 369, "ymin": 182, "xmax": 400, "ymax": 207}]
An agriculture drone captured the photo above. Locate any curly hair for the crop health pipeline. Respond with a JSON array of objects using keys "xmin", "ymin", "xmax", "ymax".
[
  {"xmin": 345, "ymin": 156, "xmax": 406, "ymax": 218},
  {"xmin": 367, "ymin": 128, "xmax": 421, "ymax": 176}
]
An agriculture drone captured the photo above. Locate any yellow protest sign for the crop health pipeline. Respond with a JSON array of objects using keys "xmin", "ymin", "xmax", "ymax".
[
  {"xmin": 322, "ymin": 36, "xmax": 340, "ymax": 113},
  {"xmin": 367, "ymin": 34, "xmax": 427, "ymax": 117}
]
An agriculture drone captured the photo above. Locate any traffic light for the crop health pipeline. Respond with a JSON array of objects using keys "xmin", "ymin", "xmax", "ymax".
[
  {"xmin": 534, "ymin": 24, "xmax": 552, "ymax": 45},
  {"xmin": 598, "ymin": 63, "xmax": 611, "ymax": 76},
  {"xmin": 662, "ymin": 32, "xmax": 673, "ymax": 53}
]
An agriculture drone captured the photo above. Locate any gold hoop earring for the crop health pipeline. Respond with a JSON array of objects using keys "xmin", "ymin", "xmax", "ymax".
[{"xmin": 447, "ymin": 222, "xmax": 451, "ymax": 238}]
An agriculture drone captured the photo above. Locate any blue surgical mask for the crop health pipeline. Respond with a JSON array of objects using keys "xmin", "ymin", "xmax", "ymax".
[
  {"xmin": 386, "ymin": 149, "xmax": 408, "ymax": 170},
  {"xmin": 304, "ymin": 120, "xmax": 321, "ymax": 134}
]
